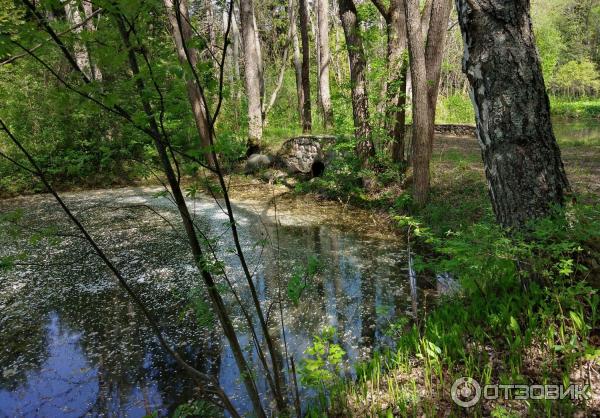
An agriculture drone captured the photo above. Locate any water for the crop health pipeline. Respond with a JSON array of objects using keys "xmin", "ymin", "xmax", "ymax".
[
  {"xmin": 553, "ymin": 118, "xmax": 600, "ymax": 147},
  {"xmin": 0, "ymin": 187, "xmax": 416, "ymax": 417}
]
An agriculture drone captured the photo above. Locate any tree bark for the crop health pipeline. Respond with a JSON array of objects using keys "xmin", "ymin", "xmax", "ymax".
[
  {"xmin": 63, "ymin": 0, "xmax": 92, "ymax": 80},
  {"xmin": 252, "ymin": 10, "xmax": 265, "ymax": 100},
  {"xmin": 372, "ymin": 0, "xmax": 408, "ymax": 163},
  {"xmin": 164, "ymin": 0, "xmax": 214, "ymax": 167},
  {"xmin": 288, "ymin": 0, "xmax": 304, "ymax": 126},
  {"xmin": 206, "ymin": 0, "xmax": 217, "ymax": 70},
  {"xmin": 425, "ymin": 0, "xmax": 452, "ymax": 153},
  {"xmin": 338, "ymin": 0, "xmax": 374, "ymax": 162},
  {"xmin": 225, "ymin": 4, "xmax": 242, "ymax": 123},
  {"xmin": 239, "ymin": 0, "xmax": 263, "ymax": 152},
  {"xmin": 81, "ymin": 0, "xmax": 102, "ymax": 81},
  {"xmin": 317, "ymin": 0, "xmax": 334, "ymax": 128},
  {"xmin": 456, "ymin": 0, "xmax": 570, "ymax": 228},
  {"xmin": 404, "ymin": 0, "xmax": 432, "ymax": 206},
  {"xmin": 299, "ymin": 0, "xmax": 313, "ymax": 133}
]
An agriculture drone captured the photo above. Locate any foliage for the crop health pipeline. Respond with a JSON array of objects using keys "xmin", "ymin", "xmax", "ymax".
[
  {"xmin": 287, "ymin": 255, "xmax": 321, "ymax": 306},
  {"xmin": 300, "ymin": 326, "xmax": 348, "ymax": 416},
  {"xmin": 172, "ymin": 400, "xmax": 220, "ymax": 418},
  {"xmin": 435, "ymin": 94, "xmax": 475, "ymax": 125},
  {"xmin": 300, "ymin": 326, "xmax": 346, "ymax": 387},
  {"xmin": 552, "ymin": 59, "xmax": 600, "ymax": 97}
]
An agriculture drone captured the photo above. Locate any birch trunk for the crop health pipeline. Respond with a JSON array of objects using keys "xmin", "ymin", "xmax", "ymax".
[
  {"xmin": 338, "ymin": 0, "xmax": 374, "ymax": 162},
  {"xmin": 81, "ymin": 0, "xmax": 102, "ymax": 81},
  {"xmin": 299, "ymin": 0, "xmax": 313, "ymax": 132},
  {"xmin": 288, "ymin": 0, "xmax": 304, "ymax": 126},
  {"xmin": 240, "ymin": 0, "xmax": 263, "ymax": 152},
  {"xmin": 164, "ymin": 0, "xmax": 214, "ymax": 167},
  {"xmin": 456, "ymin": 0, "xmax": 570, "ymax": 228},
  {"xmin": 317, "ymin": 0, "xmax": 334, "ymax": 128},
  {"xmin": 63, "ymin": 0, "xmax": 92, "ymax": 79}
]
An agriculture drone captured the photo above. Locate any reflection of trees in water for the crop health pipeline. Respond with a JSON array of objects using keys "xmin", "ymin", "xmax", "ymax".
[
  {"xmin": 0, "ymin": 307, "xmax": 48, "ymax": 391},
  {"xmin": 0, "ymin": 197, "xmax": 223, "ymax": 414},
  {"xmin": 252, "ymin": 221, "xmax": 407, "ymax": 378},
  {"xmin": 1, "ymin": 192, "xmax": 408, "ymax": 414}
]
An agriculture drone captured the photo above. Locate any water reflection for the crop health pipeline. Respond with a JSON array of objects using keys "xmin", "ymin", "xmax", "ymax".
[{"xmin": 0, "ymin": 189, "xmax": 413, "ymax": 416}]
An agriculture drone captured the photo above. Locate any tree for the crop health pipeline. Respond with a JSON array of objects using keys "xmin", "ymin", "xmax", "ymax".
[
  {"xmin": 239, "ymin": 0, "xmax": 263, "ymax": 153},
  {"xmin": 299, "ymin": 0, "xmax": 312, "ymax": 132},
  {"xmin": 63, "ymin": 0, "xmax": 93, "ymax": 80},
  {"xmin": 456, "ymin": 0, "xmax": 570, "ymax": 228},
  {"xmin": 316, "ymin": 0, "xmax": 334, "ymax": 128},
  {"xmin": 371, "ymin": 0, "xmax": 409, "ymax": 163},
  {"xmin": 403, "ymin": 0, "xmax": 452, "ymax": 205},
  {"xmin": 338, "ymin": 0, "xmax": 374, "ymax": 164},
  {"xmin": 163, "ymin": 0, "xmax": 214, "ymax": 167},
  {"xmin": 288, "ymin": 0, "xmax": 304, "ymax": 125},
  {"xmin": 404, "ymin": 0, "xmax": 431, "ymax": 206},
  {"xmin": 81, "ymin": 0, "xmax": 102, "ymax": 81}
]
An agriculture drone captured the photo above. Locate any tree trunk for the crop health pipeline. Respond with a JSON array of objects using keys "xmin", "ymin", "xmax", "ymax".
[
  {"xmin": 231, "ymin": 6, "xmax": 242, "ymax": 121},
  {"xmin": 252, "ymin": 10, "xmax": 265, "ymax": 100},
  {"xmin": 404, "ymin": 0, "xmax": 432, "ymax": 206},
  {"xmin": 312, "ymin": 1, "xmax": 321, "ymax": 112},
  {"xmin": 81, "ymin": 0, "xmax": 102, "ymax": 81},
  {"xmin": 206, "ymin": 0, "xmax": 217, "ymax": 70},
  {"xmin": 338, "ymin": 0, "xmax": 374, "ymax": 162},
  {"xmin": 240, "ymin": 0, "xmax": 263, "ymax": 153},
  {"xmin": 456, "ymin": 0, "xmax": 570, "ymax": 228},
  {"xmin": 317, "ymin": 0, "xmax": 334, "ymax": 128},
  {"xmin": 164, "ymin": 0, "xmax": 214, "ymax": 167},
  {"xmin": 298, "ymin": 0, "xmax": 313, "ymax": 133},
  {"xmin": 225, "ymin": 4, "xmax": 242, "ymax": 123},
  {"xmin": 425, "ymin": 0, "xmax": 452, "ymax": 153},
  {"xmin": 373, "ymin": 0, "xmax": 408, "ymax": 163},
  {"xmin": 288, "ymin": 0, "xmax": 304, "ymax": 126},
  {"xmin": 63, "ymin": 0, "xmax": 92, "ymax": 79}
]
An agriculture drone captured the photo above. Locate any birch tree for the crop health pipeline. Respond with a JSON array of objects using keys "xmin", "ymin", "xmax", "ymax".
[
  {"xmin": 456, "ymin": 0, "xmax": 570, "ymax": 227},
  {"xmin": 299, "ymin": 0, "xmax": 313, "ymax": 132},
  {"xmin": 317, "ymin": 0, "xmax": 334, "ymax": 128},
  {"xmin": 240, "ymin": 0, "xmax": 263, "ymax": 152},
  {"xmin": 338, "ymin": 0, "xmax": 374, "ymax": 164}
]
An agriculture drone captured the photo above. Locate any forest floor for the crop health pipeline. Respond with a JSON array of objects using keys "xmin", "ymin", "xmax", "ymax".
[{"xmin": 433, "ymin": 134, "xmax": 600, "ymax": 197}]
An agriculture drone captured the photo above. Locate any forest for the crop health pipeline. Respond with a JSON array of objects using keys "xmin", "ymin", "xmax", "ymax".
[{"xmin": 0, "ymin": 0, "xmax": 599, "ymax": 416}]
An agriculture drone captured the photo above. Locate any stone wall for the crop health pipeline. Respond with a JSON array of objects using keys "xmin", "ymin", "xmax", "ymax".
[
  {"xmin": 433, "ymin": 124, "xmax": 477, "ymax": 137},
  {"xmin": 277, "ymin": 135, "xmax": 336, "ymax": 174}
]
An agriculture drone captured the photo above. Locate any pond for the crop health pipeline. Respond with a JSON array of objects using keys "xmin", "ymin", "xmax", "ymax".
[
  {"xmin": 553, "ymin": 118, "xmax": 600, "ymax": 147},
  {"xmin": 0, "ymin": 187, "xmax": 421, "ymax": 417}
]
